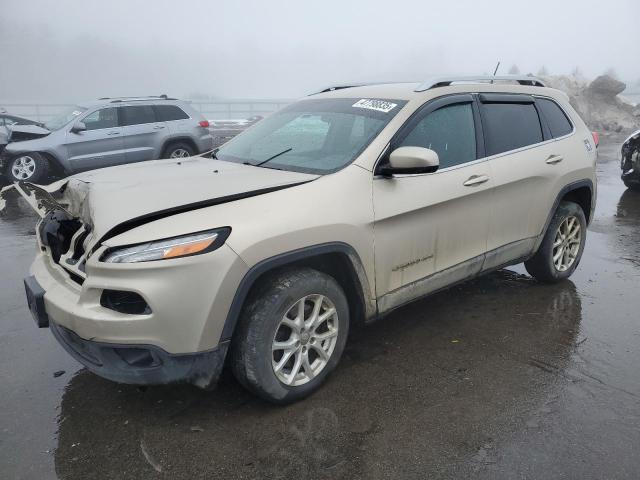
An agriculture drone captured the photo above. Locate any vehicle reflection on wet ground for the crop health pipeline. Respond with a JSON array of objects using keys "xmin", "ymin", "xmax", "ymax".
[{"xmin": 0, "ymin": 140, "xmax": 639, "ymax": 479}]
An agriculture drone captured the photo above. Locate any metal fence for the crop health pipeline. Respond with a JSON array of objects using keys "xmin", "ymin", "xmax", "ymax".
[{"xmin": 0, "ymin": 99, "xmax": 293, "ymax": 122}]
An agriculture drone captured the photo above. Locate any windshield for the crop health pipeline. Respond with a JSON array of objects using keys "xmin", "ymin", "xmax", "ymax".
[
  {"xmin": 44, "ymin": 106, "xmax": 87, "ymax": 131},
  {"xmin": 216, "ymin": 98, "xmax": 406, "ymax": 174}
]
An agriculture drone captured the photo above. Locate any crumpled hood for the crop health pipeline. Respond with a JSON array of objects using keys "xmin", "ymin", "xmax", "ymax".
[
  {"xmin": 6, "ymin": 123, "xmax": 50, "ymax": 140},
  {"xmin": 16, "ymin": 156, "xmax": 318, "ymax": 247},
  {"xmin": 70, "ymin": 157, "xmax": 318, "ymax": 243}
]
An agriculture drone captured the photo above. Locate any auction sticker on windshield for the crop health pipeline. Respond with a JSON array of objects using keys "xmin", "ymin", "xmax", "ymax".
[{"xmin": 352, "ymin": 99, "xmax": 398, "ymax": 113}]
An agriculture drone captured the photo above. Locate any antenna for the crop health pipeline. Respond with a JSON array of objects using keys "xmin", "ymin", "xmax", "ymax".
[{"xmin": 490, "ymin": 61, "xmax": 501, "ymax": 84}]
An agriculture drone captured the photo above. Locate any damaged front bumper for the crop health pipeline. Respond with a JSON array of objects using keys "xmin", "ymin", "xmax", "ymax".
[
  {"xmin": 25, "ymin": 273, "xmax": 228, "ymax": 387},
  {"xmin": 25, "ymin": 237, "xmax": 246, "ymax": 388},
  {"xmin": 50, "ymin": 318, "xmax": 229, "ymax": 389}
]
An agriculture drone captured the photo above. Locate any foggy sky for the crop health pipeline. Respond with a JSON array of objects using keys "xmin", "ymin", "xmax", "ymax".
[{"xmin": 1, "ymin": 0, "xmax": 639, "ymax": 102}]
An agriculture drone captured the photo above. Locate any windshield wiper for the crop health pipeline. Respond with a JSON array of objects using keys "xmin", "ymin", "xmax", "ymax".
[{"xmin": 251, "ymin": 147, "xmax": 293, "ymax": 167}]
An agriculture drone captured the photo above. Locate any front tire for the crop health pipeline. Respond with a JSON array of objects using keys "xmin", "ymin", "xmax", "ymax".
[
  {"xmin": 525, "ymin": 201, "xmax": 587, "ymax": 283},
  {"xmin": 6, "ymin": 152, "xmax": 50, "ymax": 183},
  {"xmin": 231, "ymin": 268, "xmax": 349, "ymax": 404}
]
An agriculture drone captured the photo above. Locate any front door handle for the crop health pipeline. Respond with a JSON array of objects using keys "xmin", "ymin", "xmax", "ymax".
[
  {"xmin": 107, "ymin": 131, "xmax": 120, "ymax": 136},
  {"xmin": 546, "ymin": 155, "xmax": 564, "ymax": 165},
  {"xmin": 463, "ymin": 174, "xmax": 490, "ymax": 186},
  {"xmin": 153, "ymin": 125, "xmax": 165, "ymax": 130}
]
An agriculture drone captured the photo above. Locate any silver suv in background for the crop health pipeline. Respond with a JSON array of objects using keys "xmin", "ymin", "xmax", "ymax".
[{"xmin": 1, "ymin": 96, "xmax": 213, "ymax": 184}]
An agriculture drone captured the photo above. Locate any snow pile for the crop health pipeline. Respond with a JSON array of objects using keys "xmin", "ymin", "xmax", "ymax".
[{"xmin": 543, "ymin": 75, "xmax": 640, "ymax": 134}]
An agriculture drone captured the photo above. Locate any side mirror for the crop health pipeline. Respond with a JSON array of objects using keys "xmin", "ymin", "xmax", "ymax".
[
  {"xmin": 71, "ymin": 121, "xmax": 86, "ymax": 133},
  {"xmin": 379, "ymin": 146, "xmax": 439, "ymax": 176}
]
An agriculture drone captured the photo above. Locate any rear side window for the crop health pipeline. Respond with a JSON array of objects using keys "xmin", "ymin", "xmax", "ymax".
[
  {"xmin": 536, "ymin": 98, "xmax": 573, "ymax": 138},
  {"xmin": 481, "ymin": 103, "xmax": 543, "ymax": 156},
  {"xmin": 154, "ymin": 105, "xmax": 189, "ymax": 121},
  {"xmin": 119, "ymin": 105, "xmax": 157, "ymax": 126},
  {"xmin": 399, "ymin": 103, "xmax": 476, "ymax": 169}
]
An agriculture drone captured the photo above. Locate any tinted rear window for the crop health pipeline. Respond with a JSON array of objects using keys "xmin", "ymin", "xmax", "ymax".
[
  {"xmin": 120, "ymin": 105, "xmax": 157, "ymax": 126},
  {"xmin": 154, "ymin": 105, "xmax": 189, "ymax": 121},
  {"xmin": 481, "ymin": 102, "xmax": 543, "ymax": 156},
  {"xmin": 536, "ymin": 98, "xmax": 573, "ymax": 138}
]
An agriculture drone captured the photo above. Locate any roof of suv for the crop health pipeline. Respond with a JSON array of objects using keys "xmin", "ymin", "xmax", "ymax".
[
  {"xmin": 80, "ymin": 96, "xmax": 187, "ymax": 109},
  {"xmin": 310, "ymin": 76, "xmax": 566, "ymax": 102}
]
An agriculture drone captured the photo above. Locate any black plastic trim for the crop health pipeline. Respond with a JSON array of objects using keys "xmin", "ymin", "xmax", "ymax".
[
  {"xmin": 378, "ymin": 164, "xmax": 438, "ymax": 176},
  {"xmin": 24, "ymin": 276, "xmax": 49, "ymax": 328},
  {"xmin": 478, "ymin": 93, "xmax": 535, "ymax": 104},
  {"xmin": 50, "ymin": 321, "xmax": 229, "ymax": 389},
  {"xmin": 535, "ymin": 179, "xmax": 594, "ymax": 249},
  {"xmin": 220, "ymin": 242, "xmax": 368, "ymax": 341}
]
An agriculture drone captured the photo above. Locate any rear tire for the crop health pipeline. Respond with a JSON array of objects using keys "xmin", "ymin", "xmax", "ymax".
[
  {"xmin": 6, "ymin": 152, "xmax": 50, "ymax": 184},
  {"xmin": 525, "ymin": 201, "xmax": 587, "ymax": 283},
  {"xmin": 163, "ymin": 142, "xmax": 195, "ymax": 159},
  {"xmin": 231, "ymin": 268, "xmax": 349, "ymax": 404}
]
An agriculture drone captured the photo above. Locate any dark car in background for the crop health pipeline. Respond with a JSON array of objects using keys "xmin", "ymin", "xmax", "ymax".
[{"xmin": 621, "ymin": 129, "xmax": 640, "ymax": 190}]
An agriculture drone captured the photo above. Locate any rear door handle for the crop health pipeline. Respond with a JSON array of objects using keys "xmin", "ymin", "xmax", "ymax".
[
  {"xmin": 107, "ymin": 131, "xmax": 120, "ymax": 136},
  {"xmin": 546, "ymin": 155, "xmax": 563, "ymax": 165},
  {"xmin": 153, "ymin": 125, "xmax": 165, "ymax": 130},
  {"xmin": 463, "ymin": 174, "xmax": 490, "ymax": 186}
]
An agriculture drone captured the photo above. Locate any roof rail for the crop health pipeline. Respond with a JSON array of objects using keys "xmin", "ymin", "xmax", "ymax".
[
  {"xmin": 98, "ymin": 94, "xmax": 174, "ymax": 102},
  {"xmin": 310, "ymin": 83, "xmax": 381, "ymax": 95},
  {"xmin": 415, "ymin": 76, "xmax": 546, "ymax": 92}
]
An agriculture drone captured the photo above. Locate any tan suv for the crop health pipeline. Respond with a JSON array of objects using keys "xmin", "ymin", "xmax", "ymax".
[{"xmin": 15, "ymin": 76, "xmax": 597, "ymax": 403}]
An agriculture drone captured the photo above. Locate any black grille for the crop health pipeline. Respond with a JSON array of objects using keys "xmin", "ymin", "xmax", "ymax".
[{"xmin": 38, "ymin": 210, "xmax": 82, "ymax": 263}]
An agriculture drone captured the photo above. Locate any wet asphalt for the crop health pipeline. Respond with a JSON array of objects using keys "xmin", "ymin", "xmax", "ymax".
[{"xmin": 0, "ymin": 141, "xmax": 639, "ymax": 479}]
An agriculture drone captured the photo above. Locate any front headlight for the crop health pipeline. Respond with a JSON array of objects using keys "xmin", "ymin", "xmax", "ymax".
[{"xmin": 101, "ymin": 228, "xmax": 230, "ymax": 263}]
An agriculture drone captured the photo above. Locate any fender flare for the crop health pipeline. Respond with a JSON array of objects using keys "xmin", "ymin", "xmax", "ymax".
[
  {"xmin": 160, "ymin": 136, "xmax": 199, "ymax": 157},
  {"xmin": 533, "ymin": 179, "xmax": 594, "ymax": 252},
  {"xmin": 220, "ymin": 241, "xmax": 374, "ymax": 342}
]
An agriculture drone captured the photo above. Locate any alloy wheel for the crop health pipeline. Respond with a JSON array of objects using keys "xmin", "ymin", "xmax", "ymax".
[
  {"xmin": 169, "ymin": 148, "xmax": 191, "ymax": 158},
  {"xmin": 11, "ymin": 156, "xmax": 36, "ymax": 180},
  {"xmin": 271, "ymin": 294, "xmax": 339, "ymax": 386},
  {"xmin": 552, "ymin": 215, "xmax": 581, "ymax": 272}
]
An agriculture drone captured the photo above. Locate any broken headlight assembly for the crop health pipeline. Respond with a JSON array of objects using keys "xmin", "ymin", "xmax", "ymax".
[{"xmin": 100, "ymin": 227, "xmax": 231, "ymax": 263}]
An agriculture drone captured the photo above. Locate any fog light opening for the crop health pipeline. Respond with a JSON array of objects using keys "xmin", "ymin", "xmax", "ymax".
[{"xmin": 100, "ymin": 290, "xmax": 151, "ymax": 315}]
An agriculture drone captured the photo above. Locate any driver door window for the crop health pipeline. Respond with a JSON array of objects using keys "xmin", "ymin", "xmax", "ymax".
[
  {"xmin": 399, "ymin": 103, "xmax": 477, "ymax": 169},
  {"xmin": 83, "ymin": 108, "xmax": 118, "ymax": 131}
]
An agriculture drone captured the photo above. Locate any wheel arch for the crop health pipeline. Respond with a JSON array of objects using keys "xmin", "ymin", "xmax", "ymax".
[
  {"xmin": 39, "ymin": 151, "xmax": 69, "ymax": 177},
  {"xmin": 533, "ymin": 179, "xmax": 594, "ymax": 252},
  {"xmin": 220, "ymin": 242, "xmax": 375, "ymax": 343},
  {"xmin": 160, "ymin": 136, "xmax": 198, "ymax": 158},
  {"xmin": 561, "ymin": 184, "xmax": 593, "ymax": 224},
  {"xmin": 4, "ymin": 150, "xmax": 67, "ymax": 180}
]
